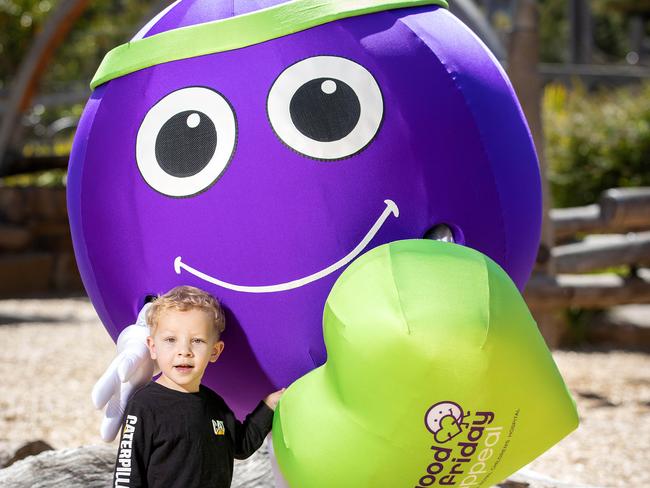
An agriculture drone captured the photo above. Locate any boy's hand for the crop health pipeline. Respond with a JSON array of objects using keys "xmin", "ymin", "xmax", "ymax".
[{"xmin": 264, "ymin": 388, "xmax": 286, "ymax": 411}]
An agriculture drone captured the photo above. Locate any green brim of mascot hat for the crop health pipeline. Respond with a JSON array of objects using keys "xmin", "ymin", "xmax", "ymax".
[{"xmin": 90, "ymin": 0, "xmax": 449, "ymax": 89}]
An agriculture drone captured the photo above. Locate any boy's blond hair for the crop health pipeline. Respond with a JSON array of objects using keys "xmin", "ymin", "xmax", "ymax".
[{"xmin": 147, "ymin": 285, "xmax": 225, "ymax": 338}]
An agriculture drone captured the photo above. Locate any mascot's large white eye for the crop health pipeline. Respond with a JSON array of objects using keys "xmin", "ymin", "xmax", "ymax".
[
  {"xmin": 136, "ymin": 87, "xmax": 237, "ymax": 197},
  {"xmin": 267, "ymin": 56, "xmax": 383, "ymax": 160}
]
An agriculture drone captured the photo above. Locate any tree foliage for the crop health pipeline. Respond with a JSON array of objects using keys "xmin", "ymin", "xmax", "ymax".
[
  {"xmin": 544, "ymin": 82, "xmax": 650, "ymax": 208},
  {"xmin": 2, "ymin": 0, "xmax": 650, "ymax": 204},
  {"xmin": 0, "ymin": 0, "xmax": 157, "ymax": 91},
  {"xmin": 538, "ymin": 0, "xmax": 638, "ymax": 64}
]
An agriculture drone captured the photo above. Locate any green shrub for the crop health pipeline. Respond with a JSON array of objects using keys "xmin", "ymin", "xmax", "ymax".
[{"xmin": 544, "ymin": 82, "xmax": 650, "ymax": 208}]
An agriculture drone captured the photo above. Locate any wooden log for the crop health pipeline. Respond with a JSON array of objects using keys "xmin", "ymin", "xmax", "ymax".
[
  {"xmin": 27, "ymin": 187, "xmax": 68, "ymax": 222},
  {"xmin": 53, "ymin": 252, "xmax": 83, "ymax": 291},
  {"xmin": 588, "ymin": 305, "xmax": 650, "ymax": 352},
  {"xmin": 529, "ymin": 309, "xmax": 569, "ymax": 349},
  {"xmin": 29, "ymin": 222, "xmax": 72, "ymax": 252},
  {"xmin": 553, "ymin": 231, "xmax": 650, "ymax": 273},
  {"xmin": 524, "ymin": 269, "xmax": 650, "ymax": 310},
  {"xmin": 0, "ymin": 225, "xmax": 32, "ymax": 251},
  {"xmin": 551, "ymin": 204, "xmax": 601, "ymax": 240},
  {"xmin": 599, "ymin": 187, "xmax": 650, "ymax": 229},
  {"xmin": 551, "ymin": 187, "xmax": 650, "ymax": 239},
  {"xmin": 0, "ymin": 188, "xmax": 26, "ymax": 223},
  {"xmin": 4, "ymin": 156, "xmax": 69, "ymax": 176},
  {"xmin": 0, "ymin": 187, "xmax": 68, "ymax": 223},
  {"xmin": 0, "ymin": 253, "xmax": 53, "ymax": 296},
  {"xmin": 539, "ymin": 62, "xmax": 650, "ymax": 84}
]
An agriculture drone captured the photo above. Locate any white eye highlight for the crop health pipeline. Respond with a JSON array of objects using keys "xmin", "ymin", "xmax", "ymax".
[
  {"xmin": 186, "ymin": 113, "xmax": 201, "ymax": 128},
  {"xmin": 321, "ymin": 79, "xmax": 337, "ymax": 94},
  {"xmin": 267, "ymin": 56, "xmax": 383, "ymax": 160},
  {"xmin": 136, "ymin": 86, "xmax": 237, "ymax": 197}
]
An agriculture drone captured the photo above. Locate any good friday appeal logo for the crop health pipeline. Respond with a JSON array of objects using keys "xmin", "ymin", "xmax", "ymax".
[{"xmin": 414, "ymin": 401, "xmax": 520, "ymax": 487}]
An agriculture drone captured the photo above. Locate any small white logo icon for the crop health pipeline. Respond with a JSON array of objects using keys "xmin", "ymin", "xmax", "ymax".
[{"xmin": 212, "ymin": 419, "xmax": 225, "ymax": 436}]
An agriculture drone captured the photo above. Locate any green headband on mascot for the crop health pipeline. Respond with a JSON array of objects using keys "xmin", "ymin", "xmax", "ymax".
[{"xmin": 90, "ymin": 0, "xmax": 449, "ymax": 89}]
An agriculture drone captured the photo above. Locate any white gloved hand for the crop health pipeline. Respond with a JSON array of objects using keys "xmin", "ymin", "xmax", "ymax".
[{"xmin": 92, "ymin": 303, "xmax": 159, "ymax": 442}]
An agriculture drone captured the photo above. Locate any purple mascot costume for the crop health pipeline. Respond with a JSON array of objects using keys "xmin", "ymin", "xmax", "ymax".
[{"xmin": 68, "ymin": 1, "xmax": 556, "ymax": 486}]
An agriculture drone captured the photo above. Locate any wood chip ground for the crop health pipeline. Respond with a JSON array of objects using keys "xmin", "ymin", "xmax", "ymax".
[{"xmin": 0, "ymin": 297, "xmax": 647, "ymax": 487}]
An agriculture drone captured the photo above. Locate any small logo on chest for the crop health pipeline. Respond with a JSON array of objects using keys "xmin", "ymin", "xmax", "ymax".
[{"xmin": 212, "ymin": 419, "xmax": 225, "ymax": 436}]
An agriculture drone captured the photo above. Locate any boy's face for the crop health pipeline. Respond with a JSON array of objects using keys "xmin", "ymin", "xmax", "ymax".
[{"xmin": 146, "ymin": 308, "xmax": 224, "ymax": 393}]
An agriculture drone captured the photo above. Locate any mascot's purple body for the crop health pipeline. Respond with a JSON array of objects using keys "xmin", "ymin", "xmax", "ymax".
[{"xmin": 68, "ymin": 0, "xmax": 541, "ymax": 415}]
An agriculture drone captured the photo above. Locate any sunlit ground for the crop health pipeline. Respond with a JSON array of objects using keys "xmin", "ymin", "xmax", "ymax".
[{"xmin": 0, "ymin": 297, "xmax": 648, "ymax": 486}]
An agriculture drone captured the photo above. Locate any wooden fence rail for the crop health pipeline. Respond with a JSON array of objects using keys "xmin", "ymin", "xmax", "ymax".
[
  {"xmin": 551, "ymin": 188, "xmax": 650, "ymax": 239},
  {"xmin": 553, "ymin": 231, "xmax": 650, "ymax": 273},
  {"xmin": 525, "ymin": 187, "xmax": 650, "ymax": 312},
  {"xmin": 525, "ymin": 269, "xmax": 650, "ymax": 311}
]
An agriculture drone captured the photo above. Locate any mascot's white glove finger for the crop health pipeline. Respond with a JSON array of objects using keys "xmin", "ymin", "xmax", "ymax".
[
  {"xmin": 101, "ymin": 380, "xmax": 133, "ymax": 442},
  {"xmin": 134, "ymin": 301, "xmax": 151, "ymax": 328},
  {"xmin": 118, "ymin": 302, "xmax": 160, "ymax": 379},
  {"xmin": 118, "ymin": 340, "xmax": 152, "ymax": 383},
  {"xmin": 93, "ymin": 303, "xmax": 155, "ymax": 442},
  {"xmin": 100, "ymin": 354, "xmax": 155, "ymax": 442},
  {"xmin": 92, "ymin": 323, "xmax": 151, "ymax": 409},
  {"xmin": 91, "ymin": 354, "xmax": 122, "ymax": 410}
]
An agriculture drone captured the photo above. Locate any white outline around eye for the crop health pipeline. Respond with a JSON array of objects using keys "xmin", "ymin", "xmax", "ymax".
[
  {"xmin": 267, "ymin": 56, "xmax": 383, "ymax": 160},
  {"xmin": 136, "ymin": 86, "xmax": 237, "ymax": 197}
]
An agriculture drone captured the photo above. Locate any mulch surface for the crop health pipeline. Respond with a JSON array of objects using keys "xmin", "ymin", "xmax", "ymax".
[{"xmin": 0, "ymin": 298, "xmax": 647, "ymax": 486}]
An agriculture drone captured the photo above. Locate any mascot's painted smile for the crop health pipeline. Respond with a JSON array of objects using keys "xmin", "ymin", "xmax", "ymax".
[{"xmin": 174, "ymin": 199, "xmax": 400, "ymax": 293}]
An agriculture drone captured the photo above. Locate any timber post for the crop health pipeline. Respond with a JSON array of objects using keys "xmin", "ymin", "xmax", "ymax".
[{"xmin": 507, "ymin": 0, "xmax": 567, "ymax": 346}]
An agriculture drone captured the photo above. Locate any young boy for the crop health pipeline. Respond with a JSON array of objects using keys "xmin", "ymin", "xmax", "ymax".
[{"xmin": 112, "ymin": 285, "xmax": 284, "ymax": 488}]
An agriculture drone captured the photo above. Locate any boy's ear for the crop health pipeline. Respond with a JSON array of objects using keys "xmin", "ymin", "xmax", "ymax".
[
  {"xmin": 210, "ymin": 340, "xmax": 225, "ymax": 362},
  {"xmin": 146, "ymin": 336, "xmax": 157, "ymax": 360}
]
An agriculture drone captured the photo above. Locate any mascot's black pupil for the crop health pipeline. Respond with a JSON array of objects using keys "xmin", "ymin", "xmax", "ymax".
[
  {"xmin": 155, "ymin": 110, "xmax": 217, "ymax": 177},
  {"xmin": 289, "ymin": 78, "xmax": 360, "ymax": 142}
]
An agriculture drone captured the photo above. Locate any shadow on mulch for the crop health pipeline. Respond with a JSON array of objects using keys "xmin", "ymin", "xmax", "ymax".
[
  {"xmin": 0, "ymin": 314, "xmax": 66, "ymax": 325},
  {"xmin": 0, "ymin": 292, "xmax": 90, "ymax": 326},
  {"xmin": 0, "ymin": 291, "xmax": 87, "ymax": 300}
]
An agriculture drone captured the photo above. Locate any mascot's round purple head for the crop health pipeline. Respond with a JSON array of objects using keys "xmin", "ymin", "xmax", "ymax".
[{"xmin": 68, "ymin": 0, "xmax": 541, "ymax": 414}]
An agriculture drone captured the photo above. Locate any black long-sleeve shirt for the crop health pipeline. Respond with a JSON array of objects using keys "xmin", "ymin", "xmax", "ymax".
[{"xmin": 112, "ymin": 381, "xmax": 274, "ymax": 488}]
